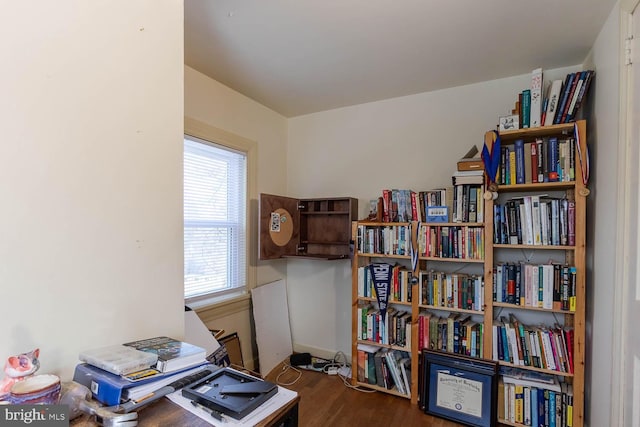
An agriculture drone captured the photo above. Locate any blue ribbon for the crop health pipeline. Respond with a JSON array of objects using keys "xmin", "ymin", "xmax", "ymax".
[{"xmin": 482, "ymin": 130, "xmax": 501, "ymax": 185}]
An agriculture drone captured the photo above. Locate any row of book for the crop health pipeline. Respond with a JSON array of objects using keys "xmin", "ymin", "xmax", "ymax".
[
  {"xmin": 357, "ymin": 305, "xmax": 412, "ymax": 348},
  {"xmin": 497, "ymin": 137, "xmax": 576, "ymax": 186},
  {"xmin": 417, "ymin": 312, "xmax": 485, "ymax": 358},
  {"xmin": 374, "ymin": 181, "xmax": 484, "ymax": 225},
  {"xmin": 357, "ymin": 224, "xmax": 411, "ymax": 256},
  {"xmin": 515, "ymin": 68, "xmax": 593, "ymax": 130},
  {"xmin": 357, "ymin": 223, "xmax": 485, "ymax": 259},
  {"xmin": 494, "ymin": 197, "xmax": 576, "ymax": 246},
  {"xmin": 499, "ymin": 376, "xmax": 573, "ymax": 427},
  {"xmin": 418, "ymin": 271, "xmax": 484, "ymax": 312},
  {"xmin": 451, "ymin": 177, "xmax": 485, "ymax": 223},
  {"xmin": 356, "ymin": 345, "xmax": 411, "ymax": 396},
  {"xmin": 493, "ymin": 263, "xmax": 576, "ymax": 312},
  {"xmin": 417, "ymin": 224, "xmax": 485, "ymax": 260},
  {"xmin": 492, "ymin": 314, "xmax": 574, "ymax": 374},
  {"xmin": 357, "ymin": 264, "xmax": 414, "ymax": 303},
  {"xmin": 379, "ymin": 188, "xmax": 452, "ymax": 223},
  {"xmin": 543, "ymin": 70, "xmax": 594, "ymax": 126}
]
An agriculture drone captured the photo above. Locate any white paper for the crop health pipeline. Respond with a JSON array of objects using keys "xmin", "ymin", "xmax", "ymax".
[
  {"xmin": 435, "ymin": 371, "xmax": 483, "ymax": 417},
  {"xmin": 167, "ymin": 384, "xmax": 298, "ymax": 426},
  {"xmin": 184, "ymin": 310, "xmax": 221, "ymax": 357}
]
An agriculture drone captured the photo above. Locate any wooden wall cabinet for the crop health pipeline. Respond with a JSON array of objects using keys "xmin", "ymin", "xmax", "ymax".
[{"xmin": 259, "ymin": 193, "xmax": 358, "ymax": 260}]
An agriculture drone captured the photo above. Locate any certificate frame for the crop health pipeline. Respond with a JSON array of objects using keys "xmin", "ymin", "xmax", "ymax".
[{"xmin": 422, "ymin": 349, "xmax": 498, "ymax": 427}]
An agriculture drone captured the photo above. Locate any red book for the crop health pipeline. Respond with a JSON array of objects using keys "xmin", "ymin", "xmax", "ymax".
[
  {"xmin": 564, "ymin": 328, "xmax": 574, "ymax": 373},
  {"xmin": 531, "ymin": 140, "xmax": 539, "ymax": 183},
  {"xmin": 382, "ymin": 189, "xmax": 391, "ymax": 222},
  {"xmin": 410, "ymin": 191, "xmax": 418, "ymax": 221}
]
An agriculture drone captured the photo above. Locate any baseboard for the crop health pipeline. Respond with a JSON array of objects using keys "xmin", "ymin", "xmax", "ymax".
[{"xmin": 293, "ymin": 343, "xmax": 351, "ymax": 363}]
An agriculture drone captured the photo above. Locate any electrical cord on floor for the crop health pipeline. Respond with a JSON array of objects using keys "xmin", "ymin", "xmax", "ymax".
[
  {"xmin": 275, "ymin": 351, "xmax": 376, "ymax": 393},
  {"xmin": 275, "ymin": 360, "xmax": 302, "ymax": 386},
  {"xmin": 326, "ymin": 350, "xmax": 377, "ymax": 394}
]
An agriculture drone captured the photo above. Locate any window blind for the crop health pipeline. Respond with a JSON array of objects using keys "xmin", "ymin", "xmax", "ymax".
[{"xmin": 184, "ymin": 136, "xmax": 247, "ymax": 299}]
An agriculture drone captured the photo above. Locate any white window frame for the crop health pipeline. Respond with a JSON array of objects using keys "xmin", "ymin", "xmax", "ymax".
[{"xmin": 184, "ymin": 117, "xmax": 257, "ymax": 317}]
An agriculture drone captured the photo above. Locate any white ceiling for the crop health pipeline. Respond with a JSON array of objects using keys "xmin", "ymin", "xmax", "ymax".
[{"xmin": 185, "ymin": 0, "xmax": 617, "ymax": 118}]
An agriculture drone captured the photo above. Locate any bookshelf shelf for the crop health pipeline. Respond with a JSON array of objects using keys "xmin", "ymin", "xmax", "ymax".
[
  {"xmin": 357, "ymin": 252, "xmax": 410, "ymax": 260},
  {"xmin": 355, "ymin": 340, "xmax": 411, "ymax": 352},
  {"xmin": 358, "ymin": 296, "xmax": 412, "ymax": 307},
  {"xmin": 354, "ymin": 381, "xmax": 411, "ymax": 399},
  {"xmin": 485, "ymin": 120, "xmax": 587, "ymax": 427},
  {"xmin": 493, "ymin": 244, "xmax": 575, "ymax": 250},
  {"xmin": 493, "ymin": 302, "xmax": 576, "ymax": 314},
  {"xmin": 497, "ymin": 181, "xmax": 575, "ymax": 192},
  {"xmin": 417, "ymin": 305, "xmax": 483, "ymax": 315},
  {"xmin": 497, "ymin": 360, "xmax": 574, "ymax": 378},
  {"xmin": 300, "ymin": 211, "xmax": 351, "ymax": 215},
  {"xmin": 419, "ymin": 256, "xmax": 484, "ymax": 263}
]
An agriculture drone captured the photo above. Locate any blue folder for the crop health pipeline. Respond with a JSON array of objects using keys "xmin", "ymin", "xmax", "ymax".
[{"xmin": 72, "ymin": 362, "xmax": 211, "ymax": 406}]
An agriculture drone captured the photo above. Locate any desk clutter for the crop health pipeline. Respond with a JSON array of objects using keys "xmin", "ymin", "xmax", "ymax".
[{"xmin": 0, "ymin": 331, "xmax": 296, "ymax": 427}]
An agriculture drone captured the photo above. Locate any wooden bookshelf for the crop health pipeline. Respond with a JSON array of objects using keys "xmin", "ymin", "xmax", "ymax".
[
  {"xmin": 350, "ymin": 121, "xmax": 587, "ymax": 427},
  {"xmin": 485, "ymin": 120, "xmax": 587, "ymax": 427},
  {"xmin": 351, "ymin": 211, "xmax": 486, "ymax": 404}
]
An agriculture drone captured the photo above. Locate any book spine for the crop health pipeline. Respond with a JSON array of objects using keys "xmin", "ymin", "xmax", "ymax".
[
  {"xmin": 568, "ymin": 201, "xmax": 576, "ymax": 246},
  {"xmin": 410, "ymin": 191, "xmax": 418, "ymax": 223},
  {"xmin": 524, "ymin": 142, "xmax": 533, "ymax": 184},
  {"xmin": 565, "ymin": 71, "xmax": 587, "ymax": 121},
  {"xmin": 522, "ymin": 90, "xmax": 531, "ymax": 129},
  {"xmin": 544, "ymin": 80, "xmax": 563, "ymax": 126},
  {"xmin": 515, "ymin": 139, "xmax": 525, "ymax": 184},
  {"xmin": 569, "ymin": 70, "xmax": 594, "ymax": 122},
  {"xmin": 515, "ymin": 385, "xmax": 524, "ymax": 423},
  {"xmin": 382, "ymin": 190, "xmax": 391, "ymax": 222},
  {"xmin": 530, "ymin": 141, "xmax": 539, "ymax": 183},
  {"xmin": 530, "ymin": 68, "xmax": 543, "ymax": 127},
  {"xmin": 554, "ymin": 73, "xmax": 575, "ymax": 124},
  {"xmin": 560, "ymin": 72, "xmax": 581, "ymax": 123},
  {"xmin": 548, "ymin": 137, "xmax": 559, "ymax": 182}
]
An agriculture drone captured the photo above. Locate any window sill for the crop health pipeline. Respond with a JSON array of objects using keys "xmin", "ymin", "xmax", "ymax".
[{"xmin": 188, "ymin": 291, "xmax": 252, "ymax": 323}]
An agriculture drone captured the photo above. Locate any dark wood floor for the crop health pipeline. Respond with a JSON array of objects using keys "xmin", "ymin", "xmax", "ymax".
[{"xmin": 264, "ymin": 362, "xmax": 464, "ymax": 427}]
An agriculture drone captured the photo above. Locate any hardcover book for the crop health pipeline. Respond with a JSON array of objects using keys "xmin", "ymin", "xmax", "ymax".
[
  {"xmin": 521, "ymin": 90, "xmax": 531, "ymax": 129},
  {"xmin": 543, "ymin": 80, "xmax": 563, "ymax": 126},
  {"xmin": 530, "ymin": 68, "xmax": 543, "ymax": 127},
  {"xmin": 123, "ymin": 336, "xmax": 207, "ymax": 373},
  {"xmin": 554, "ymin": 73, "xmax": 576, "ymax": 124}
]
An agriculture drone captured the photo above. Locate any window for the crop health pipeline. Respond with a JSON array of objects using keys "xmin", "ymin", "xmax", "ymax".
[{"xmin": 184, "ymin": 135, "xmax": 247, "ymax": 301}]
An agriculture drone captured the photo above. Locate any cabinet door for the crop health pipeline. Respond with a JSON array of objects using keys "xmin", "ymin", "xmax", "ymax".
[{"xmin": 259, "ymin": 193, "xmax": 300, "ymax": 260}]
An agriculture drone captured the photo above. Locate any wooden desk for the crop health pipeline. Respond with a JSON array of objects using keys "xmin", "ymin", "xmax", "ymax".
[{"xmin": 71, "ymin": 392, "xmax": 300, "ymax": 426}]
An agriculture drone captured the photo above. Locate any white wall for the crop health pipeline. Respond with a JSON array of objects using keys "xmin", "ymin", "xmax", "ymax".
[
  {"xmin": 184, "ymin": 66, "xmax": 289, "ymax": 369},
  {"xmin": 286, "ymin": 66, "xmax": 579, "ymax": 359},
  {"xmin": 583, "ymin": 2, "xmax": 621, "ymax": 426},
  {"xmin": 0, "ymin": 1, "xmax": 184, "ymax": 381}
]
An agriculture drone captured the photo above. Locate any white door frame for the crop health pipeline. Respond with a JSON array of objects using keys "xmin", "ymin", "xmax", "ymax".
[{"xmin": 612, "ymin": 1, "xmax": 640, "ymax": 426}]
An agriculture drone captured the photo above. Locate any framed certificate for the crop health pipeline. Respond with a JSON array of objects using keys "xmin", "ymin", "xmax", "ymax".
[{"xmin": 422, "ymin": 349, "xmax": 498, "ymax": 427}]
